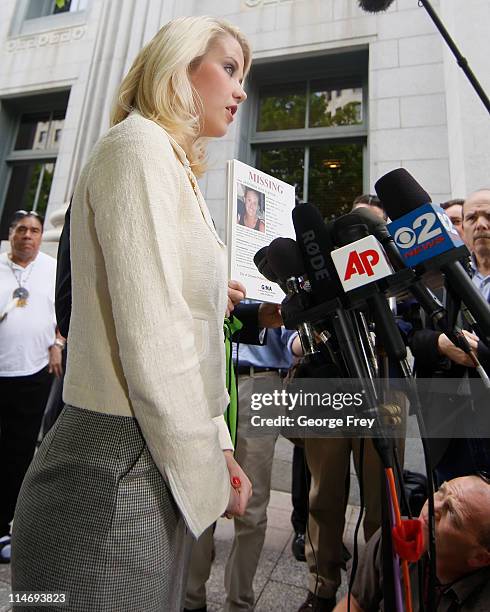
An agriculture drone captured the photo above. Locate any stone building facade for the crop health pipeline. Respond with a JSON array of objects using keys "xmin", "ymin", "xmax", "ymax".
[{"xmin": 0, "ymin": 0, "xmax": 488, "ymax": 254}]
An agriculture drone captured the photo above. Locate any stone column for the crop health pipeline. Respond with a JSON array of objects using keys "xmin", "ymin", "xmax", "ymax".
[{"xmin": 43, "ymin": 0, "xmax": 170, "ymax": 255}]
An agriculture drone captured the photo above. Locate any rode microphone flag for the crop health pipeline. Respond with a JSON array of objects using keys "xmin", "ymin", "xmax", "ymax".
[{"xmin": 292, "ymin": 202, "xmax": 344, "ymax": 304}]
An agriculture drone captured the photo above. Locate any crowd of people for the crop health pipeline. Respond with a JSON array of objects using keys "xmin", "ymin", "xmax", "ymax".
[{"xmin": 0, "ymin": 14, "xmax": 489, "ymax": 612}]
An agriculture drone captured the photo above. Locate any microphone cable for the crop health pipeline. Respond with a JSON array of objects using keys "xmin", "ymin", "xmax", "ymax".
[
  {"xmin": 393, "ymin": 444, "xmax": 426, "ymax": 612},
  {"xmin": 302, "ymin": 447, "xmax": 320, "ymax": 606},
  {"xmin": 348, "ymin": 438, "xmax": 366, "ymax": 612}
]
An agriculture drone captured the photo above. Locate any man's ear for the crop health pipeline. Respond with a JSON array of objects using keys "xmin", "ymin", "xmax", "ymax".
[{"xmin": 468, "ymin": 548, "xmax": 490, "ymax": 570}]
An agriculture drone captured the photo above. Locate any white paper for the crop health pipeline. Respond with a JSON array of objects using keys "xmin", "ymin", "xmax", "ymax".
[{"xmin": 226, "ymin": 160, "xmax": 296, "ymax": 303}]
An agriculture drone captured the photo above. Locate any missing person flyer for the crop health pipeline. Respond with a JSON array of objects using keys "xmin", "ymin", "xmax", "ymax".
[{"xmin": 226, "ymin": 159, "xmax": 295, "ymax": 302}]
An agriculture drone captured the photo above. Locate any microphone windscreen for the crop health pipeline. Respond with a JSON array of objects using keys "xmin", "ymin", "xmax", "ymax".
[
  {"xmin": 292, "ymin": 203, "xmax": 343, "ymax": 301},
  {"xmin": 350, "ymin": 206, "xmax": 385, "ymax": 229},
  {"xmin": 357, "ymin": 0, "xmax": 396, "ymax": 12},
  {"xmin": 267, "ymin": 238, "xmax": 305, "ymax": 280},
  {"xmin": 253, "ymin": 246, "xmax": 269, "ymax": 270},
  {"xmin": 253, "ymin": 246, "xmax": 279, "ymax": 283},
  {"xmin": 331, "ymin": 214, "xmax": 369, "ymax": 247},
  {"xmin": 375, "ymin": 168, "xmax": 431, "ymax": 220},
  {"xmin": 349, "ymin": 207, "xmax": 392, "ymax": 242}
]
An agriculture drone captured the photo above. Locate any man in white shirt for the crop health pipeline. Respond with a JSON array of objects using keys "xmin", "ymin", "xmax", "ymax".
[{"xmin": 0, "ymin": 210, "xmax": 62, "ymax": 563}]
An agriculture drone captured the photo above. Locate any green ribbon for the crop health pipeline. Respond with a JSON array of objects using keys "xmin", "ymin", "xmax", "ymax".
[{"xmin": 223, "ymin": 316, "xmax": 243, "ymax": 447}]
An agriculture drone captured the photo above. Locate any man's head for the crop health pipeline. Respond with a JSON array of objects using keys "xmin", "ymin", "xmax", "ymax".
[
  {"xmin": 9, "ymin": 210, "xmax": 44, "ymax": 265},
  {"xmin": 462, "ymin": 189, "xmax": 490, "ymax": 263},
  {"xmin": 441, "ymin": 198, "xmax": 465, "ymax": 241},
  {"xmin": 352, "ymin": 194, "xmax": 386, "ymax": 221},
  {"xmin": 419, "ymin": 476, "xmax": 490, "ymax": 581}
]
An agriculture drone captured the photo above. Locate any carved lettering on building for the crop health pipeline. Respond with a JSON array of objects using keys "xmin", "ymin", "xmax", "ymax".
[
  {"xmin": 6, "ymin": 26, "xmax": 86, "ymax": 53},
  {"xmin": 244, "ymin": 0, "xmax": 293, "ymax": 8}
]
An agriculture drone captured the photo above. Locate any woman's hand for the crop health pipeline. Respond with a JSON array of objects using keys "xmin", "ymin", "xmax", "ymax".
[
  {"xmin": 222, "ymin": 450, "xmax": 252, "ymax": 517},
  {"xmin": 226, "ymin": 280, "xmax": 246, "ymax": 317}
]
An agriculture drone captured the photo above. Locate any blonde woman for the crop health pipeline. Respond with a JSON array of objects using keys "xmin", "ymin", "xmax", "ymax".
[{"xmin": 12, "ymin": 17, "xmax": 252, "ymax": 611}]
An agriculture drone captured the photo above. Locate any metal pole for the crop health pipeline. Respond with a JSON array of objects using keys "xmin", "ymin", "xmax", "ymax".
[{"xmin": 419, "ymin": 0, "xmax": 490, "ymax": 114}]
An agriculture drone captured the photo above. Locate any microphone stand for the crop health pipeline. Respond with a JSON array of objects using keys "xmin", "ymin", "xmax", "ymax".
[
  {"xmin": 330, "ymin": 307, "xmax": 401, "ymax": 612},
  {"xmin": 419, "ymin": 0, "xmax": 490, "ymax": 114}
]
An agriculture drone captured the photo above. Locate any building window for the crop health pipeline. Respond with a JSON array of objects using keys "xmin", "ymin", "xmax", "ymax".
[
  {"xmin": 0, "ymin": 91, "xmax": 69, "ymax": 240},
  {"xmin": 248, "ymin": 51, "xmax": 367, "ymax": 219},
  {"xmin": 14, "ymin": 111, "xmax": 65, "ymax": 152},
  {"xmin": 257, "ymin": 141, "xmax": 364, "ymax": 219},
  {"xmin": 3, "ymin": 161, "xmax": 56, "ymax": 219},
  {"xmin": 257, "ymin": 82, "xmax": 362, "ymax": 132},
  {"xmin": 24, "ymin": 0, "xmax": 88, "ymax": 20}
]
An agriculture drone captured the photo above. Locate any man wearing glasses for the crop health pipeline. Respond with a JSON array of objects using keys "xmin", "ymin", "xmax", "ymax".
[
  {"xmin": 334, "ymin": 475, "xmax": 490, "ymax": 611},
  {"xmin": 0, "ymin": 210, "xmax": 63, "ymax": 564}
]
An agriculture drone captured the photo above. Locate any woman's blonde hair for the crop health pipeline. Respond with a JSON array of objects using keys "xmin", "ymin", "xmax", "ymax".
[{"xmin": 110, "ymin": 16, "xmax": 251, "ymax": 176}]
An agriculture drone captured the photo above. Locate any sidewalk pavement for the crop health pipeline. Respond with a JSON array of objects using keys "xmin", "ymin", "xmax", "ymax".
[{"xmin": 0, "ymin": 432, "xmax": 424, "ymax": 611}]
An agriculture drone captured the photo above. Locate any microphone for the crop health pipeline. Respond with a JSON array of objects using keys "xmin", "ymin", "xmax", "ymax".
[
  {"xmin": 266, "ymin": 238, "xmax": 350, "ymax": 373},
  {"xmin": 376, "ymin": 168, "xmax": 490, "ymax": 346},
  {"xmin": 253, "ymin": 246, "xmax": 287, "ymax": 293},
  {"xmin": 377, "ymin": 169, "xmax": 466, "ymax": 271},
  {"xmin": 253, "ymin": 246, "xmax": 269, "ymax": 272},
  {"xmin": 330, "ymin": 216, "xmax": 394, "ymax": 292},
  {"xmin": 266, "ymin": 237, "xmax": 319, "ymax": 357},
  {"xmin": 267, "ymin": 238, "xmax": 305, "ymax": 281},
  {"xmin": 357, "ymin": 0, "xmax": 395, "ymax": 12},
  {"xmin": 292, "ymin": 203, "xmax": 344, "ymax": 304},
  {"xmin": 347, "ymin": 208, "xmax": 406, "ymax": 269},
  {"xmin": 330, "ymin": 218, "xmax": 407, "ymax": 362},
  {"xmin": 348, "ymin": 207, "xmax": 448, "ymax": 328}
]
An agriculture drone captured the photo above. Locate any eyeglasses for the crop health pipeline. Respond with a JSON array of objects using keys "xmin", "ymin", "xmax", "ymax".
[
  {"xmin": 9, "ymin": 209, "xmax": 44, "ymax": 229},
  {"xmin": 478, "ymin": 471, "xmax": 490, "ymax": 484},
  {"xmin": 12, "ymin": 210, "xmax": 44, "ymax": 223},
  {"xmin": 13, "ymin": 209, "xmax": 43, "ymax": 219}
]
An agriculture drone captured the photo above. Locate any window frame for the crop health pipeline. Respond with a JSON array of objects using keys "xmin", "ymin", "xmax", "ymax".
[
  {"xmin": 9, "ymin": 110, "xmax": 65, "ymax": 159},
  {"xmin": 243, "ymin": 48, "xmax": 369, "ymax": 205},
  {"xmin": 9, "ymin": 0, "xmax": 89, "ymax": 37},
  {"xmin": 252, "ymin": 76, "xmax": 367, "ymax": 143},
  {"xmin": 0, "ymin": 89, "xmax": 70, "ymax": 237}
]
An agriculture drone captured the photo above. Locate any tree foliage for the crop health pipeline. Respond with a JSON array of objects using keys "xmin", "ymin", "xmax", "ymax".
[{"xmin": 258, "ymin": 89, "xmax": 361, "ymax": 132}]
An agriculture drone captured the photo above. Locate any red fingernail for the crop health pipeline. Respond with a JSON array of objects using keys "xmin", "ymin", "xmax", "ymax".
[{"xmin": 232, "ymin": 477, "xmax": 241, "ymax": 488}]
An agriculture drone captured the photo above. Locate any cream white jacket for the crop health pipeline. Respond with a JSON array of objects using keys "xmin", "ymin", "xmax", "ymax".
[{"xmin": 64, "ymin": 112, "xmax": 232, "ymax": 537}]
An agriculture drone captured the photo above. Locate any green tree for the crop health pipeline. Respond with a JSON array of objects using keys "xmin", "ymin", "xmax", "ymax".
[
  {"xmin": 258, "ymin": 92, "xmax": 306, "ymax": 131},
  {"xmin": 308, "ymin": 143, "xmax": 363, "ymax": 219},
  {"xmin": 310, "ymin": 96, "xmax": 361, "ymax": 127}
]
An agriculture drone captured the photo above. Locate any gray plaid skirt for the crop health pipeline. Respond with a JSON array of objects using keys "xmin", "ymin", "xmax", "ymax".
[{"xmin": 11, "ymin": 405, "xmax": 191, "ymax": 611}]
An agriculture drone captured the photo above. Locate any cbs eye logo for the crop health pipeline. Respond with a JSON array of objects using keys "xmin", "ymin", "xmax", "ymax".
[
  {"xmin": 393, "ymin": 211, "xmax": 451, "ymax": 249},
  {"xmin": 393, "ymin": 227, "xmax": 417, "ymax": 249}
]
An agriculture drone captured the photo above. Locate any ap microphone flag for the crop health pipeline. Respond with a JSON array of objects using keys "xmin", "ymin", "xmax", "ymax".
[{"xmin": 330, "ymin": 235, "xmax": 393, "ymax": 292}]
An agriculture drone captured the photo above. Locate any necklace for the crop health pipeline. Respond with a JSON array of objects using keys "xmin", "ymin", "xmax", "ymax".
[{"xmin": 8, "ymin": 257, "xmax": 35, "ymax": 307}]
